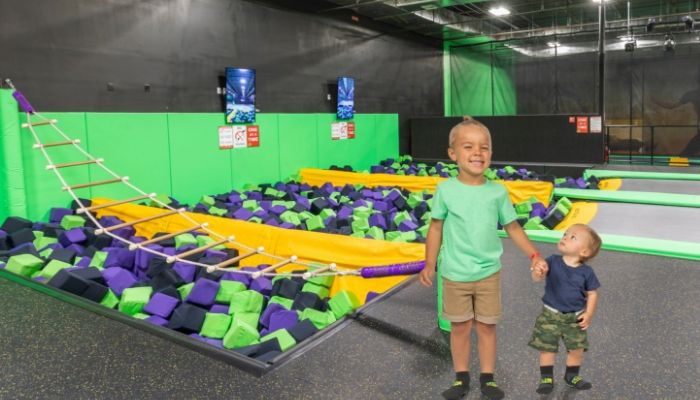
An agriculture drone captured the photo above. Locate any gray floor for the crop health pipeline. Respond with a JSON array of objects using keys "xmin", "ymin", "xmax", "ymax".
[
  {"xmin": 615, "ymin": 179, "xmax": 700, "ymax": 195},
  {"xmin": 2, "ymin": 241, "xmax": 700, "ymax": 399},
  {"xmin": 586, "ymin": 202, "xmax": 700, "ymax": 244}
]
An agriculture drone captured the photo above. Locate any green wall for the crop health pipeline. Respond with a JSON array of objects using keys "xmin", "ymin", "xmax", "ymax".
[{"xmin": 0, "ymin": 101, "xmax": 398, "ymax": 222}]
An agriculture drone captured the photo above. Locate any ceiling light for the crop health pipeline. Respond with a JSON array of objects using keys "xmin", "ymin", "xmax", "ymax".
[
  {"xmin": 547, "ymin": 42, "xmax": 561, "ymax": 47},
  {"xmin": 488, "ymin": 7, "xmax": 510, "ymax": 16}
]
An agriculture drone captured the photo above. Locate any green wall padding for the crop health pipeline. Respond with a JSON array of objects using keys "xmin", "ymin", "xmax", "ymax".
[
  {"xmin": 168, "ymin": 114, "xmax": 233, "ymax": 206},
  {"xmin": 351, "ymin": 114, "xmax": 377, "ymax": 171},
  {"xmin": 375, "ymin": 114, "xmax": 400, "ymax": 163},
  {"xmin": 86, "ymin": 113, "xmax": 172, "ymax": 201},
  {"xmin": 278, "ymin": 115, "xmax": 319, "ymax": 177},
  {"xmin": 0, "ymin": 90, "xmax": 26, "ymax": 222},
  {"xmin": 554, "ymin": 188, "xmax": 700, "ymax": 208},
  {"xmin": 450, "ymin": 45, "xmax": 493, "ymax": 117},
  {"xmin": 19, "ymin": 113, "xmax": 91, "ymax": 222},
  {"xmin": 231, "ymin": 114, "xmax": 282, "ymax": 189},
  {"xmin": 316, "ymin": 115, "xmax": 352, "ymax": 170},
  {"xmin": 584, "ymin": 169, "xmax": 700, "ymax": 181}
]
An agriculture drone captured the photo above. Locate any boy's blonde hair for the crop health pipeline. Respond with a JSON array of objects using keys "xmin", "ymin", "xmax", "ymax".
[
  {"xmin": 571, "ymin": 223, "xmax": 602, "ymax": 264},
  {"xmin": 448, "ymin": 116, "xmax": 492, "ymax": 148}
]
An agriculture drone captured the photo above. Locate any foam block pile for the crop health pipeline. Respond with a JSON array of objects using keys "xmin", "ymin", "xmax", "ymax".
[
  {"xmin": 507, "ymin": 196, "xmax": 573, "ymax": 231},
  {"xmin": 0, "ymin": 213, "xmax": 375, "ymax": 362}
]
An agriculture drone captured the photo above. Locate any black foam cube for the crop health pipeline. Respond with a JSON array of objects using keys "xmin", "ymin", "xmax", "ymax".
[
  {"xmin": 340, "ymin": 185, "xmax": 353, "ymax": 196},
  {"xmin": 72, "ymin": 267, "xmax": 105, "ymax": 285},
  {"xmin": 255, "ymin": 351, "xmax": 281, "ymax": 363},
  {"xmin": 338, "ymin": 226, "xmax": 353, "ymax": 236},
  {"xmin": 310, "ymin": 198, "xmax": 329, "ymax": 215},
  {"xmin": 342, "ymin": 165, "xmax": 352, "ymax": 171},
  {"xmin": 413, "ymin": 203, "xmax": 428, "ymax": 220},
  {"xmin": 8, "ymin": 228, "xmax": 36, "ymax": 248},
  {"xmin": 150, "ymin": 269, "xmax": 185, "ymax": 291},
  {"xmin": 146, "ymin": 257, "xmax": 170, "ymax": 278},
  {"xmin": 516, "ymin": 218, "xmax": 528, "ymax": 227},
  {"xmin": 232, "ymin": 344, "xmax": 260, "ymax": 357},
  {"xmin": 292, "ymin": 291, "xmax": 322, "ymax": 312},
  {"xmin": 291, "ymin": 203, "xmax": 307, "ymax": 213},
  {"xmin": 81, "ymin": 245, "xmax": 99, "ymax": 260},
  {"xmin": 258, "ymin": 337, "xmax": 282, "ymax": 355},
  {"xmin": 222, "ymin": 248, "xmax": 239, "ymax": 261},
  {"xmin": 154, "ymin": 285, "xmax": 182, "ymax": 301},
  {"xmin": 195, "ymin": 267, "xmax": 225, "ymax": 282},
  {"xmin": 0, "ymin": 237, "xmax": 8, "ymax": 252},
  {"xmin": 198, "ymin": 257, "xmax": 222, "ymax": 266},
  {"xmin": 80, "ymin": 281, "xmax": 109, "ymax": 303},
  {"xmin": 541, "ymin": 209, "xmax": 565, "ymax": 230},
  {"xmin": 1, "ymin": 217, "xmax": 33, "ymax": 234},
  {"xmin": 413, "ymin": 236, "xmax": 427, "ymax": 244},
  {"xmin": 289, "ymin": 270, "xmax": 306, "ymax": 287},
  {"xmin": 87, "ymin": 234, "xmax": 112, "ymax": 250},
  {"xmin": 152, "ymin": 232, "xmax": 176, "ymax": 248},
  {"xmin": 288, "ymin": 318, "xmax": 319, "ymax": 343},
  {"xmin": 9, "ymin": 244, "xmax": 40, "ymax": 258},
  {"xmin": 538, "ymin": 174, "xmax": 556, "ymax": 184},
  {"xmin": 70, "ymin": 198, "xmax": 92, "ymax": 211},
  {"xmin": 47, "ymin": 269, "xmax": 89, "ymax": 296},
  {"xmin": 39, "ymin": 223, "xmax": 62, "ymax": 238},
  {"xmin": 387, "ymin": 220, "xmax": 398, "ymax": 232},
  {"xmin": 48, "ymin": 248, "xmax": 77, "ymax": 265},
  {"xmin": 168, "ymin": 303, "xmax": 208, "ymax": 334},
  {"xmin": 320, "ymin": 298, "xmax": 331, "ymax": 312},
  {"xmin": 335, "ymin": 218, "xmax": 350, "ymax": 229},
  {"xmin": 393, "ymin": 196, "xmax": 408, "ymax": 211},
  {"xmin": 270, "ymin": 278, "xmax": 301, "ymax": 300},
  {"xmin": 130, "ymin": 281, "xmax": 151, "ymax": 288}
]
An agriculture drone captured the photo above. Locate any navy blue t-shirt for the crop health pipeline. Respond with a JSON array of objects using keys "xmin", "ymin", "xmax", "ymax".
[{"xmin": 541, "ymin": 255, "xmax": 601, "ymax": 313}]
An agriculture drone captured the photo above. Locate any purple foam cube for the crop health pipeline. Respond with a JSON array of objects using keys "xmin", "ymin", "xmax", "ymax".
[
  {"xmin": 299, "ymin": 183, "xmax": 311, "ymax": 192},
  {"xmin": 105, "ymin": 269, "xmax": 138, "ymax": 296},
  {"xmin": 101, "ymin": 267, "xmax": 122, "ymax": 282},
  {"xmin": 352, "ymin": 199, "xmax": 368, "ymax": 209},
  {"xmin": 233, "ymin": 208, "xmax": 254, "ymax": 221},
  {"xmin": 49, "ymin": 208, "xmax": 74, "ymax": 223},
  {"xmin": 32, "ymin": 276, "xmax": 47, "ymax": 281},
  {"xmin": 131, "ymin": 236, "xmax": 147, "ymax": 244},
  {"xmin": 264, "ymin": 219, "xmax": 280, "ymax": 227},
  {"xmin": 209, "ymin": 304, "xmax": 229, "ymax": 314},
  {"xmin": 259, "ymin": 328, "xmax": 270, "ymax": 337},
  {"xmin": 189, "ymin": 333, "xmax": 206, "ymax": 341},
  {"xmin": 228, "ymin": 194, "xmax": 242, "ymax": 204},
  {"xmin": 439, "ymin": 172, "xmax": 449, "ymax": 178},
  {"xmin": 173, "ymin": 262, "xmax": 197, "ymax": 284},
  {"xmin": 259, "ymin": 201, "xmax": 272, "ymax": 212},
  {"xmin": 135, "ymin": 244, "xmax": 164, "ymax": 269},
  {"xmin": 32, "ymin": 221, "xmax": 44, "ymax": 231},
  {"xmin": 103, "ymin": 248, "xmax": 135, "ymax": 270},
  {"xmin": 368, "ymin": 214, "xmax": 387, "ymax": 230},
  {"xmin": 0, "ymin": 230, "xmax": 6, "ymax": 238},
  {"xmin": 205, "ymin": 249, "xmax": 227, "ymax": 260},
  {"xmin": 361, "ymin": 189, "xmax": 373, "ymax": 198},
  {"xmin": 99, "ymin": 216, "xmax": 124, "ymax": 228},
  {"xmin": 185, "ymin": 279, "xmax": 220, "ymax": 308},
  {"xmin": 66, "ymin": 244, "xmax": 85, "ymax": 256},
  {"xmin": 145, "ymin": 315, "xmax": 169, "ymax": 327},
  {"xmin": 371, "ymin": 200, "xmax": 388, "ymax": 212},
  {"xmin": 76, "ymin": 257, "xmax": 92, "ymax": 267},
  {"xmin": 260, "ymin": 303, "xmax": 286, "ymax": 328},
  {"xmin": 177, "ymin": 244, "xmax": 198, "ymax": 254},
  {"xmin": 387, "ymin": 190, "xmax": 401, "ymax": 201},
  {"xmin": 135, "ymin": 268, "xmax": 150, "ymax": 281},
  {"xmin": 370, "ymin": 166, "xmax": 383, "ymax": 173},
  {"xmin": 279, "ymin": 222, "xmax": 296, "ymax": 229},
  {"xmin": 576, "ymin": 178, "xmax": 587, "ymax": 189},
  {"xmin": 386, "ymin": 168, "xmax": 395, "ymax": 174},
  {"xmin": 163, "ymin": 247, "xmax": 176, "ymax": 257},
  {"xmin": 288, "ymin": 184, "xmax": 299, "ymax": 193},
  {"xmin": 65, "ymin": 266, "xmax": 83, "ymax": 272},
  {"xmin": 274, "ymin": 182, "xmax": 287, "ymax": 192},
  {"xmin": 398, "ymin": 220, "xmax": 418, "ymax": 232},
  {"xmin": 144, "ymin": 293, "xmax": 180, "ymax": 318},
  {"xmin": 250, "ymin": 277, "xmax": 272, "ymax": 296},
  {"xmin": 253, "ymin": 210, "xmax": 268, "ymax": 219},
  {"xmin": 58, "ymin": 228, "xmax": 87, "ymax": 247},
  {"xmin": 247, "ymin": 192, "xmax": 263, "ymax": 201},
  {"xmin": 269, "ymin": 310, "xmax": 299, "ymax": 333},
  {"xmin": 112, "ymin": 226, "xmax": 136, "ymax": 240},
  {"xmin": 372, "ymin": 192, "xmax": 384, "ymax": 200},
  {"xmin": 295, "ymin": 196, "xmax": 310, "ymax": 209},
  {"xmin": 221, "ymin": 271, "xmax": 251, "ymax": 287},
  {"xmin": 205, "ymin": 338, "xmax": 224, "ymax": 347},
  {"xmin": 337, "ymin": 207, "xmax": 352, "ymax": 220},
  {"xmin": 365, "ymin": 291, "xmax": 380, "ymax": 302},
  {"xmin": 270, "ymin": 205, "xmax": 287, "ymax": 215},
  {"xmin": 327, "ymin": 198, "xmax": 339, "ymax": 208}
]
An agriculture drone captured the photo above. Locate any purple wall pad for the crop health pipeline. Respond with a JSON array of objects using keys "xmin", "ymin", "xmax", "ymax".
[
  {"xmin": 209, "ymin": 304, "xmax": 229, "ymax": 314},
  {"xmin": 76, "ymin": 257, "xmax": 92, "ymax": 267},
  {"xmin": 103, "ymin": 249, "xmax": 135, "ymax": 270},
  {"xmin": 221, "ymin": 271, "xmax": 250, "ymax": 287},
  {"xmin": 58, "ymin": 228, "xmax": 87, "ymax": 247},
  {"xmin": 99, "ymin": 216, "xmax": 124, "ymax": 228},
  {"xmin": 233, "ymin": 208, "xmax": 254, "ymax": 221},
  {"xmin": 269, "ymin": 205, "xmax": 287, "ymax": 215},
  {"xmin": 185, "ymin": 279, "xmax": 220, "ymax": 308},
  {"xmin": 280, "ymin": 222, "xmax": 295, "ymax": 229},
  {"xmin": 205, "ymin": 249, "xmax": 227, "ymax": 260},
  {"xmin": 259, "ymin": 303, "xmax": 286, "ymax": 328},
  {"xmin": 112, "ymin": 226, "xmax": 136, "ymax": 240},
  {"xmin": 250, "ymin": 277, "xmax": 272, "ymax": 296},
  {"xmin": 135, "ymin": 244, "xmax": 164, "ymax": 269},
  {"xmin": 144, "ymin": 293, "xmax": 180, "ymax": 318},
  {"xmin": 66, "ymin": 244, "xmax": 85, "ymax": 256},
  {"xmin": 105, "ymin": 269, "xmax": 139, "ymax": 296},
  {"xmin": 144, "ymin": 315, "xmax": 169, "ymax": 327},
  {"xmin": 173, "ymin": 262, "xmax": 197, "ymax": 284},
  {"xmin": 49, "ymin": 208, "xmax": 74, "ymax": 223},
  {"xmin": 365, "ymin": 291, "xmax": 380, "ymax": 302},
  {"xmin": 268, "ymin": 310, "xmax": 299, "ymax": 333}
]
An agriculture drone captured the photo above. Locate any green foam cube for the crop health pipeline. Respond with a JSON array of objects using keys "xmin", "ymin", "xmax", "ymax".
[
  {"xmin": 328, "ymin": 290, "xmax": 361, "ymax": 319},
  {"xmin": 515, "ymin": 201, "xmax": 533, "ymax": 215},
  {"xmin": 339, "ymin": 196, "xmax": 350, "ymax": 203},
  {"xmin": 5, "ymin": 254, "xmax": 44, "ymax": 278},
  {"xmin": 30, "ymin": 270, "xmax": 42, "ymax": 279},
  {"xmin": 426, "ymin": 198, "xmax": 433, "ymax": 210},
  {"xmin": 329, "ymin": 192, "xmax": 340, "ymax": 200},
  {"xmin": 350, "ymin": 232, "xmax": 365, "ymax": 238},
  {"xmin": 232, "ymin": 312, "xmax": 260, "ymax": 329},
  {"xmin": 150, "ymin": 193, "xmax": 172, "ymax": 208},
  {"xmin": 174, "ymin": 234, "xmax": 197, "ymax": 249},
  {"xmin": 517, "ymin": 212, "xmax": 530, "ymax": 220},
  {"xmin": 417, "ymin": 224, "xmax": 429, "ymax": 238},
  {"xmin": 215, "ymin": 280, "xmax": 247, "ymax": 304},
  {"xmin": 556, "ymin": 197, "xmax": 573, "ymax": 211},
  {"xmin": 400, "ymin": 231, "xmax": 417, "ymax": 242},
  {"xmin": 523, "ymin": 217, "xmax": 543, "ymax": 230},
  {"xmin": 133, "ymin": 313, "xmax": 150, "ymax": 320},
  {"xmin": 417, "ymin": 169, "xmax": 428, "ymax": 177},
  {"xmin": 302, "ymin": 282, "xmax": 330, "ymax": 299},
  {"xmin": 118, "ymin": 286, "xmax": 153, "ymax": 316},
  {"xmin": 223, "ymin": 319, "xmax": 260, "ymax": 349},
  {"xmin": 271, "ymin": 275, "xmax": 291, "ymax": 284},
  {"xmin": 196, "ymin": 235, "xmax": 225, "ymax": 251},
  {"xmin": 320, "ymin": 209, "xmax": 336, "ymax": 220},
  {"xmin": 228, "ymin": 290, "xmax": 264, "ymax": 315},
  {"xmin": 280, "ymin": 212, "xmax": 301, "ymax": 226},
  {"xmin": 60, "ymin": 215, "xmax": 85, "ymax": 230},
  {"xmin": 353, "ymin": 183, "xmax": 364, "ymax": 191},
  {"xmin": 177, "ymin": 282, "xmax": 195, "ymax": 299},
  {"xmin": 269, "ymin": 296, "xmax": 294, "ymax": 310},
  {"xmin": 243, "ymin": 183, "xmax": 259, "ymax": 191},
  {"xmin": 39, "ymin": 248, "xmax": 53, "ymax": 259},
  {"xmin": 264, "ymin": 187, "xmax": 280, "ymax": 197},
  {"xmin": 249, "ymin": 217, "xmax": 262, "ymax": 224},
  {"xmin": 351, "ymin": 218, "xmax": 370, "ymax": 234},
  {"xmin": 100, "ymin": 289, "xmax": 120, "ymax": 308},
  {"xmin": 421, "ymin": 211, "xmax": 431, "ymax": 221},
  {"xmin": 394, "ymin": 211, "xmax": 411, "ymax": 225},
  {"xmin": 299, "ymin": 211, "xmax": 314, "ymax": 221},
  {"xmin": 386, "ymin": 231, "xmax": 402, "ymax": 242},
  {"xmin": 89, "ymin": 251, "xmax": 108, "ymax": 268},
  {"xmin": 200, "ymin": 313, "xmax": 232, "ymax": 338},
  {"xmin": 553, "ymin": 202, "xmax": 570, "ymax": 217},
  {"xmin": 407, "ymin": 193, "xmax": 424, "ymax": 208},
  {"xmin": 555, "ymin": 178, "xmax": 567, "ymax": 184},
  {"xmin": 366, "ymin": 226, "xmax": 385, "ymax": 240},
  {"xmin": 40, "ymin": 259, "xmax": 72, "ymax": 280},
  {"xmin": 199, "ymin": 195, "xmax": 215, "ymax": 207},
  {"xmin": 305, "ymin": 215, "xmax": 325, "ymax": 231},
  {"xmin": 448, "ymin": 169, "xmax": 459, "ymax": 177},
  {"xmin": 242, "ymin": 200, "xmax": 258, "ymax": 211},
  {"xmin": 353, "ymin": 206, "xmax": 372, "ymax": 219},
  {"xmin": 395, "ymin": 170, "xmax": 405, "ymax": 176},
  {"xmin": 260, "ymin": 329, "xmax": 297, "ymax": 352},
  {"xmin": 306, "ymin": 263, "xmax": 335, "ymax": 288},
  {"xmin": 526, "ymin": 196, "xmax": 539, "ymax": 205},
  {"xmin": 300, "ymin": 308, "xmax": 337, "ymax": 330},
  {"xmin": 209, "ymin": 206, "xmax": 227, "ymax": 217},
  {"xmin": 504, "ymin": 166, "xmax": 516, "ymax": 174},
  {"xmin": 34, "ymin": 235, "xmax": 58, "ymax": 252}
]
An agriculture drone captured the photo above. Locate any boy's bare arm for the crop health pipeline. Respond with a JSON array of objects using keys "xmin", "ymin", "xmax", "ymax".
[
  {"xmin": 503, "ymin": 220, "xmax": 547, "ymax": 272},
  {"xmin": 532, "ymin": 268, "xmax": 545, "ymax": 282},
  {"xmin": 419, "ymin": 218, "xmax": 443, "ymax": 287},
  {"xmin": 578, "ymin": 289, "xmax": 598, "ymax": 330}
]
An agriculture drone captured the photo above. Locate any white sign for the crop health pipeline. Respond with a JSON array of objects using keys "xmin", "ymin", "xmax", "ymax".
[
  {"xmin": 331, "ymin": 122, "xmax": 342, "ymax": 140},
  {"xmin": 233, "ymin": 125, "xmax": 248, "ymax": 148},
  {"xmin": 590, "ymin": 116, "xmax": 602, "ymax": 133},
  {"xmin": 218, "ymin": 126, "xmax": 233, "ymax": 149},
  {"xmin": 340, "ymin": 122, "xmax": 348, "ymax": 139}
]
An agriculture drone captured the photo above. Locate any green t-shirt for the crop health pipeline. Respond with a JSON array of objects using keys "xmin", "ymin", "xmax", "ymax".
[{"xmin": 431, "ymin": 178, "xmax": 518, "ymax": 282}]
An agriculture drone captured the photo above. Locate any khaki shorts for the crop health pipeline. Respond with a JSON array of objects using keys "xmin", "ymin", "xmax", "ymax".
[{"xmin": 441, "ymin": 270, "xmax": 501, "ymax": 324}]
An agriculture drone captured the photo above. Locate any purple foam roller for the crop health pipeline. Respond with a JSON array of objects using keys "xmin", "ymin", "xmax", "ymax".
[
  {"xmin": 6, "ymin": 79, "xmax": 35, "ymax": 114},
  {"xmin": 360, "ymin": 261, "xmax": 425, "ymax": 278}
]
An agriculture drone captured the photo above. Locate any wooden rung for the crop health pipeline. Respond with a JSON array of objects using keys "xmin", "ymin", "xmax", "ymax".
[
  {"xmin": 213, "ymin": 247, "xmax": 263, "ymax": 270},
  {"xmin": 95, "ymin": 208, "xmax": 183, "ymax": 235},
  {"xmin": 62, "ymin": 177, "xmax": 127, "ymax": 191},
  {"xmin": 22, "ymin": 119, "xmax": 57, "ymax": 128},
  {"xmin": 167, "ymin": 236, "xmax": 234, "ymax": 263},
  {"xmin": 129, "ymin": 223, "xmax": 208, "ymax": 250},
  {"xmin": 34, "ymin": 139, "xmax": 80, "ymax": 149},
  {"xmin": 252, "ymin": 256, "xmax": 297, "ymax": 279},
  {"xmin": 49, "ymin": 158, "xmax": 102, "ymax": 170},
  {"xmin": 78, "ymin": 194, "xmax": 155, "ymax": 214},
  {"xmin": 302, "ymin": 263, "xmax": 336, "ymax": 280}
]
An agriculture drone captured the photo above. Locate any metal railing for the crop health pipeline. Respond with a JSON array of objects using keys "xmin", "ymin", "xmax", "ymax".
[{"xmin": 604, "ymin": 125, "xmax": 700, "ymax": 165}]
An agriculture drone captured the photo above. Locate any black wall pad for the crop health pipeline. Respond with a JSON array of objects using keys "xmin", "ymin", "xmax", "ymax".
[
  {"xmin": 411, "ymin": 116, "xmax": 605, "ymax": 164},
  {"xmin": 0, "ymin": 268, "xmax": 417, "ymax": 377}
]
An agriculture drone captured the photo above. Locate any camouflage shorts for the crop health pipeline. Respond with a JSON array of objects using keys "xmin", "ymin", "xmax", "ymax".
[{"xmin": 527, "ymin": 306, "xmax": 588, "ymax": 353}]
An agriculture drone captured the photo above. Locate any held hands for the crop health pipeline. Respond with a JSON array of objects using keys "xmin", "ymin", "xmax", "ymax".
[
  {"xmin": 419, "ymin": 265, "xmax": 435, "ymax": 287},
  {"xmin": 577, "ymin": 312, "xmax": 593, "ymax": 330},
  {"xmin": 530, "ymin": 256, "xmax": 548, "ymax": 277}
]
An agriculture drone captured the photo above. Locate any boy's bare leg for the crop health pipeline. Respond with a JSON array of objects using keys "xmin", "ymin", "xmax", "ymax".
[
  {"xmin": 564, "ymin": 349, "xmax": 592, "ymax": 390},
  {"xmin": 474, "ymin": 320, "xmax": 496, "ymax": 373},
  {"xmin": 451, "ymin": 319, "xmax": 473, "ymax": 372},
  {"xmin": 540, "ymin": 351, "xmax": 556, "ymax": 366},
  {"xmin": 537, "ymin": 352, "xmax": 556, "ymax": 394},
  {"xmin": 566, "ymin": 348, "xmax": 583, "ymax": 367}
]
